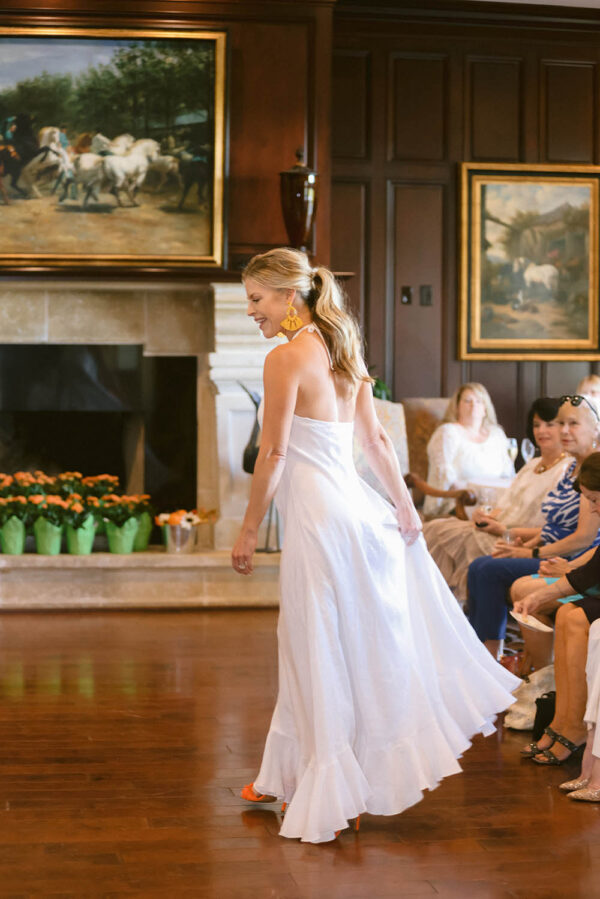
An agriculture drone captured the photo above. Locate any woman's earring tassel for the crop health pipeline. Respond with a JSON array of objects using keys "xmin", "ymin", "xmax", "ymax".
[{"xmin": 280, "ymin": 303, "xmax": 303, "ymax": 331}]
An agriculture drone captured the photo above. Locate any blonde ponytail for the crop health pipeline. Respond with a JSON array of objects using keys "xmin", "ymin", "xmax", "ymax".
[{"xmin": 243, "ymin": 248, "xmax": 372, "ymax": 388}]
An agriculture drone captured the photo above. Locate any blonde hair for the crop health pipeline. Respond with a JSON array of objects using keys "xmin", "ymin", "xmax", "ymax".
[
  {"xmin": 577, "ymin": 374, "xmax": 600, "ymax": 395},
  {"xmin": 243, "ymin": 247, "xmax": 372, "ymax": 386},
  {"xmin": 444, "ymin": 382, "xmax": 498, "ymax": 429}
]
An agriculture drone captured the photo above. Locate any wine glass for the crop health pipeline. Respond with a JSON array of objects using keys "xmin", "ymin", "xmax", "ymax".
[
  {"xmin": 521, "ymin": 438, "xmax": 536, "ymax": 464},
  {"xmin": 507, "ymin": 437, "xmax": 518, "ymax": 467}
]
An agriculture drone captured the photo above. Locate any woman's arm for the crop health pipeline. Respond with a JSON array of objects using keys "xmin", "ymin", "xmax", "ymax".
[
  {"xmin": 231, "ymin": 347, "xmax": 298, "ymax": 574},
  {"xmin": 493, "ymin": 498, "xmax": 599, "ymax": 560},
  {"xmin": 354, "ymin": 383, "xmax": 421, "ymax": 543},
  {"xmin": 513, "ymin": 577, "xmax": 573, "ymax": 616}
]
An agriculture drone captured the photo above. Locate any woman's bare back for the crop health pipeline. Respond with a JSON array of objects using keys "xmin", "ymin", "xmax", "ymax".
[{"xmin": 286, "ymin": 327, "xmax": 356, "ymax": 423}]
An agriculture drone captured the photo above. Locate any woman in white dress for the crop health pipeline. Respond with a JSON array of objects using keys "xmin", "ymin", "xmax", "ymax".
[
  {"xmin": 423, "ymin": 397, "xmax": 570, "ymax": 603},
  {"xmin": 422, "ymin": 383, "xmax": 514, "ymax": 519},
  {"xmin": 232, "ymin": 248, "xmax": 519, "ymax": 843}
]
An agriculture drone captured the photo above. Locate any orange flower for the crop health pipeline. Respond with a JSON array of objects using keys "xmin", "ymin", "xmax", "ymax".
[
  {"xmin": 71, "ymin": 502, "xmax": 84, "ymax": 514},
  {"xmin": 30, "ymin": 495, "xmax": 45, "ymax": 505}
]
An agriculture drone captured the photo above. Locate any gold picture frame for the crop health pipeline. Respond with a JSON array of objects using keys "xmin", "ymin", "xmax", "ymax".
[
  {"xmin": 0, "ymin": 26, "xmax": 226, "ymax": 270},
  {"xmin": 460, "ymin": 162, "xmax": 600, "ymax": 360}
]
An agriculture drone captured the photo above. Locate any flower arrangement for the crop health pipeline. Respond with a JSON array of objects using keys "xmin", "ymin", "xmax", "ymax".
[
  {"xmin": 101, "ymin": 494, "xmax": 142, "ymax": 527},
  {"xmin": 28, "ymin": 493, "xmax": 69, "ymax": 527},
  {"xmin": 0, "ymin": 471, "xmax": 54, "ymax": 498},
  {"xmin": 81, "ymin": 474, "xmax": 121, "ymax": 498},
  {"xmin": 0, "ymin": 495, "xmax": 31, "ymax": 526},
  {"xmin": 0, "ymin": 470, "xmax": 160, "ymax": 554},
  {"xmin": 155, "ymin": 508, "xmax": 217, "ymax": 528}
]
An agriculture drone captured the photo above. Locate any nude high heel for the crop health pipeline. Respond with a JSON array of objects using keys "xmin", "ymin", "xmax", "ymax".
[
  {"xmin": 559, "ymin": 777, "xmax": 589, "ymax": 793},
  {"xmin": 568, "ymin": 785, "xmax": 600, "ymax": 802}
]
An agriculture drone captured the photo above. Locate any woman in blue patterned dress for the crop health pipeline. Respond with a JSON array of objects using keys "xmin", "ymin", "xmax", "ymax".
[{"xmin": 466, "ymin": 395, "xmax": 600, "ymax": 659}]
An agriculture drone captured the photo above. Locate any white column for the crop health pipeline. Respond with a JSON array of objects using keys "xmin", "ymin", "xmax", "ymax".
[{"xmin": 209, "ymin": 283, "xmax": 283, "ymax": 550}]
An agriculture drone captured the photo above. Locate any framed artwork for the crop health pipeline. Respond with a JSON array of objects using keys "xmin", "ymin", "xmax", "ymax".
[
  {"xmin": 460, "ymin": 162, "xmax": 600, "ymax": 360},
  {"xmin": 0, "ymin": 26, "xmax": 226, "ymax": 270}
]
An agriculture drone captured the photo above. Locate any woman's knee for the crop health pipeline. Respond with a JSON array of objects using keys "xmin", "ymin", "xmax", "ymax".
[
  {"xmin": 556, "ymin": 603, "xmax": 589, "ymax": 634},
  {"xmin": 510, "ymin": 575, "xmax": 537, "ymax": 605}
]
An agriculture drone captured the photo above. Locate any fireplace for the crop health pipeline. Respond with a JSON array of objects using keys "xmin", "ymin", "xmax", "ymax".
[
  {"xmin": 0, "ymin": 345, "xmax": 197, "ymax": 511},
  {"xmin": 0, "ymin": 278, "xmax": 281, "ymax": 609}
]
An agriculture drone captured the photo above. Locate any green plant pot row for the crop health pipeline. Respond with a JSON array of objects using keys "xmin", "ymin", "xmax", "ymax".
[{"xmin": 0, "ymin": 513, "xmax": 153, "ymax": 555}]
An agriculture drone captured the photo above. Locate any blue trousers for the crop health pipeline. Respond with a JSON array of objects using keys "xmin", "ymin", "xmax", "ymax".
[{"xmin": 467, "ymin": 556, "xmax": 541, "ymax": 641}]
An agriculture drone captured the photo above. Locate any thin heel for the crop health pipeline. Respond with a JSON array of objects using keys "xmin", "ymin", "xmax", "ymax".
[
  {"xmin": 281, "ymin": 802, "xmax": 287, "ymax": 813},
  {"xmin": 355, "ymin": 815, "xmax": 361, "ymax": 832}
]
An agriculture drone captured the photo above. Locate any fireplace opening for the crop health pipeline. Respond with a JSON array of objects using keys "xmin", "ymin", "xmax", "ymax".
[{"xmin": 0, "ymin": 346, "xmax": 197, "ymax": 512}]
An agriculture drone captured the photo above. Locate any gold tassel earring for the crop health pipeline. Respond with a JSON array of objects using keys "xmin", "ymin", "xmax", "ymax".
[{"xmin": 280, "ymin": 300, "xmax": 303, "ymax": 331}]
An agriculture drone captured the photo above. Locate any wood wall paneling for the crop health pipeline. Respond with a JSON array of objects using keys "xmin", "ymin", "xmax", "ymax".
[
  {"xmin": 332, "ymin": 50, "xmax": 370, "ymax": 160},
  {"xmin": 330, "ymin": 10, "xmax": 600, "ymax": 441},
  {"xmin": 228, "ymin": 22, "xmax": 309, "ymax": 252},
  {"xmin": 542, "ymin": 61, "xmax": 596, "ymax": 163},
  {"xmin": 388, "ymin": 53, "xmax": 447, "ymax": 162},
  {"xmin": 330, "ymin": 180, "xmax": 368, "ymax": 325},
  {"xmin": 468, "ymin": 57, "xmax": 522, "ymax": 161},
  {"xmin": 389, "ymin": 182, "xmax": 444, "ymax": 398},
  {"xmin": 546, "ymin": 361, "xmax": 591, "ymax": 397}
]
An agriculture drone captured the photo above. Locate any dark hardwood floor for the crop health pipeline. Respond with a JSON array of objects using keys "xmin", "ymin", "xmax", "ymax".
[{"xmin": 0, "ymin": 609, "xmax": 598, "ymax": 897}]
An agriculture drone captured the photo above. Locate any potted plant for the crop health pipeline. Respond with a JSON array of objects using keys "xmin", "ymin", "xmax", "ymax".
[
  {"xmin": 155, "ymin": 508, "xmax": 217, "ymax": 554},
  {"xmin": 82, "ymin": 475, "xmax": 120, "ymax": 535},
  {"xmin": 64, "ymin": 494, "xmax": 97, "ymax": 555},
  {"xmin": 132, "ymin": 494, "xmax": 155, "ymax": 552},
  {"xmin": 30, "ymin": 494, "xmax": 68, "ymax": 555},
  {"xmin": 0, "ymin": 495, "xmax": 31, "ymax": 554},
  {"xmin": 102, "ymin": 494, "xmax": 139, "ymax": 554},
  {"xmin": 56, "ymin": 471, "xmax": 84, "ymax": 498}
]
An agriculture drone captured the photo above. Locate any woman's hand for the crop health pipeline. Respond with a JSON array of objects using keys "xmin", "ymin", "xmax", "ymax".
[
  {"xmin": 513, "ymin": 594, "xmax": 544, "ymax": 617},
  {"xmin": 471, "ymin": 512, "xmax": 504, "ymax": 535},
  {"xmin": 539, "ymin": 557, "xmax": 570, "ymax": 577},
  {"xmin": 396, "ymin": 507, "xmax": 422, "ymax": 546},
  {"xmin": 231, "ymin": 527, "xmax": 257, "ymax": 575},
  {"xmin": 492, "ymin": 540, "xmax": 532, "ymax": 559}
]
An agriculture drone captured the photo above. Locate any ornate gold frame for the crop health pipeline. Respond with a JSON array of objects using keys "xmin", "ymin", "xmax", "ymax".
[
  {"xmin": 460, "ymin": 162, "xmax": 600, "ymax": 360},
  {"xmin": 0, "ymin": 26, "xmax": 226, "ymax": 270}
]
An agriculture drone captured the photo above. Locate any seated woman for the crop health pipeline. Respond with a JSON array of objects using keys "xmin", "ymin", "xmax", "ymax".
[
  {"xmin": 423, "ymin": 397, "xmax": 569, "ymax": 603},
  {"xmin": 558, "ymin": 618, "xmax": 600, "ymax": 800},
  {"xmin": 577, "ymin": 374, "xmax": 600, "ymax": 399},
  {"xmin": 467, "ymin": 395, "xmax": 600, "ymax": 660},
  {"xmin": 512, "ymin": 467, "xmax": 600, "ymax": 765},
  {"xmin": 421, "ymin": 382, "xmax": 514, "ymax": 519}
]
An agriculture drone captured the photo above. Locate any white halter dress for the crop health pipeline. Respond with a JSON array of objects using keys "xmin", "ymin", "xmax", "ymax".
[{"xmin": 254, "ymin": 325, "xmax": 519, "ymax": 843}]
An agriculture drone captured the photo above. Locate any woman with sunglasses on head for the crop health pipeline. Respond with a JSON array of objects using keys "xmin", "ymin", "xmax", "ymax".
[
  {"xmin": 512, "ymin": 453, "xmax": 600, "ymax": 766},
  {"xmin": 466, "ymin": 395, "xmax": 600, "ymax": 660},
  {"xmin": 423, "ymin": 397, "xmax": 569, "ymax": 604},
  {"xmin": 232, "ymin": 248, "xmax": 519, "ymax": 844}
]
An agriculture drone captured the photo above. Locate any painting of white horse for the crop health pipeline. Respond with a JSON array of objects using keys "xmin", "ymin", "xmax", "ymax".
[
  {"xmin": 0, "ymin": 29, "xmax": 226, "ymax": 268},
  {"xmin": 460, "ymin": 163, "xmax": 600, "ymax": 360}
]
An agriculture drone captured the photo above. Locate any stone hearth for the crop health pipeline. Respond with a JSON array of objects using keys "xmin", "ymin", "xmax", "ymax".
[{"xmin": 0, "ymin": 278, "xmax": 280, "ymax": 608}]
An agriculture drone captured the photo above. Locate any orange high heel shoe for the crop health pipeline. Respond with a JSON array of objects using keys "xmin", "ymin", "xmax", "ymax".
[
  {"xmin": 335, "ymin": 815, "xmax": 361, "ymax": 838},
  {"xmin": 240, "ymin": 782, "xmax": 277, "ymax": 803}
]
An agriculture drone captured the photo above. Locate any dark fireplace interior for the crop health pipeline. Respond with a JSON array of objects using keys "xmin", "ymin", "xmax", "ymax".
[{"xmin": 0, "ymin": 345, "xmax": 197, "ymax": 512}]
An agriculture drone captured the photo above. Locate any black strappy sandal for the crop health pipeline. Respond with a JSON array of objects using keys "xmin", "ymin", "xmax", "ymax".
[
  {"xmin": 521, "ymin": 726, "xmax": 558, "ymax": 759},
  {"xmin": 532, "ymin": 732, "xmax": 585, "ymax": 766}
]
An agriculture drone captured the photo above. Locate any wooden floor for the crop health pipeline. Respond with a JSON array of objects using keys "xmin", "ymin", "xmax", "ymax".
[{"xmin": 0, "ymin": 610, "xmax": 598, "ymax": 898}]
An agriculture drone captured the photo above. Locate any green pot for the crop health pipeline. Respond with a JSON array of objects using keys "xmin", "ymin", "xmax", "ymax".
[
  {"xmin": 106, "ymin": 517, "xmax": 139, "ymax": 554},
  {"xmin": 34, "ymin": 517, "xmax": 63, "ymax": 555},
  {"xmin": 66, "ymin": 515, "xmax": 96, "ymax": 555},
  {"xmin": 94, "ymin": 515, "xmax": 106, "ymax": 536},
  {"xmin": 0, "ymin": 516, "xmax": 26, "ymax": 555},
  {"xmin": 133, "ymin": 510, "xmax": 153, "ymax": 552}
]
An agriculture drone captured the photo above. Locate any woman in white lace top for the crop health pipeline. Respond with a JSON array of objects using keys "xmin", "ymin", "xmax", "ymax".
[{"xmin": 422, "ymin": 382, "xmax": 514, "ymax": 519}]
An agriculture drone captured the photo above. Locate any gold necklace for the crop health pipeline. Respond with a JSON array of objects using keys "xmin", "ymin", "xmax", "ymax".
[{"xmin": 535, "ymin": 452, "xmax": 567, "ymax": 474}]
